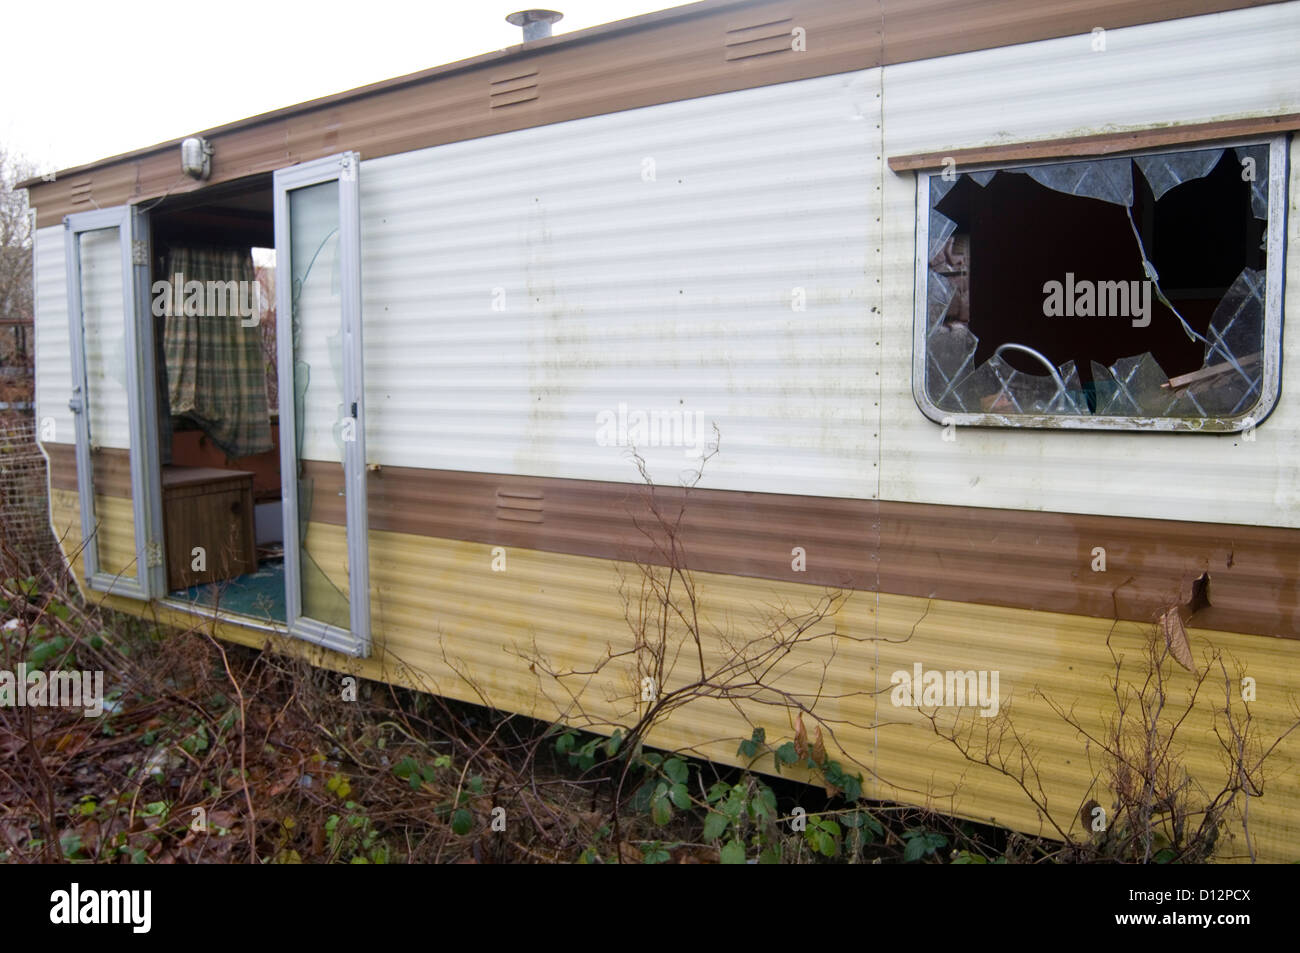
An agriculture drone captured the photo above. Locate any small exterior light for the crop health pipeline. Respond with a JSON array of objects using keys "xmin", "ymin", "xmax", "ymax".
[{"xmin": 181, "ymin": 137, "xmax": 213, "ymax": 180}]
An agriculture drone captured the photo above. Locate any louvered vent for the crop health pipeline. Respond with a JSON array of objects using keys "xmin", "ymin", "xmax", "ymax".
[
  {"xmin": 724, "ymin": 15, "xmax": 794, "ymax": 62},
  {"xmin": 69, "ymin": 179, "xmax": 93, "ymax": 207},
  {"xmin": 496, "ymin": 488, "xmax": 543, "ymax": 523},
  {"xmin": 490, "ymin": 69, "xmax": 540, "ymax": 109}
]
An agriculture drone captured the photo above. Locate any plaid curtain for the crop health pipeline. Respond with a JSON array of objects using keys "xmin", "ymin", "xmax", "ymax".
[{"xmin": 162, "ymin": 247, "xmax": 272, "ymax": 458}]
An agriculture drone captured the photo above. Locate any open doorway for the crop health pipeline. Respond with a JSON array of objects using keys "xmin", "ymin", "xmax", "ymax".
[{"xmin": 147, "ymin": 174, "xmax": 285, "ymax": 622}]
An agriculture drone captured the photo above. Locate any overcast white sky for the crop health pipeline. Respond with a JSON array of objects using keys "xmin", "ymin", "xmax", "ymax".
[{"xmin": 3, "ymin": 0, "xmax": 697, "ymax": 174}]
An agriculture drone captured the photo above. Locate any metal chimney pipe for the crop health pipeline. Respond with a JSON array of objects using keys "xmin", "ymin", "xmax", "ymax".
[{"xmin": 506, "ymin": 9, "xmax": 563, "ymax": 42}]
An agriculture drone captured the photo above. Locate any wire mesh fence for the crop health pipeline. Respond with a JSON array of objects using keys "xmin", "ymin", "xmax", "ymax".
[{"xmin": 0, "ymin": 412, "xmax": 57, "ymax": 577}]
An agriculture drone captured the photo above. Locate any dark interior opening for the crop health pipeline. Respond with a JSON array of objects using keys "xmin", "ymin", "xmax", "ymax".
[
  {"xmin": 933, "ymin": 152, "xmax": 1264, "ymax": 389},
  {"xmin": 148, "ymin": 174, "xmax": 284, "ymax": 621}
]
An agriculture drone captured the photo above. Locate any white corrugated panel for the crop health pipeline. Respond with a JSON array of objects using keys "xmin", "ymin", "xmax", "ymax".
[
  {"xmin": 33, "ymin": 226, "xmax": 72, "ymax": 447},
  {"xmin": 884, "ymin": 3, "xmax": 1300, "ymax": 157},
  {"xmin": 359, "ymin": 70, "xmax": 882, "ymax": 498},
  {"xmin": 879, "ymin": 4, "xmax": 1300, "ymax": 527}
]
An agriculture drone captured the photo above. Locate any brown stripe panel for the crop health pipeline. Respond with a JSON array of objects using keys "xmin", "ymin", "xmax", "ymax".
[
  {"xmin": 47, "ymin": 444, "xmax": 1298, "ymax": 639},
  {"xmin": 311, "ymin": 460, "xmax": 1300, "ymax": 640},
  {"xmin": 888, "ymin": 112, "xmax": 1300, "ymax": 172}
]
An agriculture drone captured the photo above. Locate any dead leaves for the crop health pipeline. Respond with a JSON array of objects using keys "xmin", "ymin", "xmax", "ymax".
[
  {"xmin": 1159, "ymin": 572, "xmax": 1211, "ymax": 674},
  {"xmin": 1159, "ymin": 608, "xmax": 1196, "ymax": 674}
]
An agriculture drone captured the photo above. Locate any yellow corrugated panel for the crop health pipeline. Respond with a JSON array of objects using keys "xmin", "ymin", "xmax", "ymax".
[
  {"xmin": 51, "ymin": 490, "xmax": 137, "ymax": 579},
  {"xmin": 48, "ymin": 495, "xmax": 1300, "ymax": 861}
]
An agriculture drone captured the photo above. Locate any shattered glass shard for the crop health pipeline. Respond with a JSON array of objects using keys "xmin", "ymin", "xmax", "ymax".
[
  {"xmin": 1183, "ymin": 372, "xmax": 1257, "ymax": 417},
  {"xmin": 1134, "ymin": 149, "xmax": 1223, "ymax": 201},
  {"xmin": 1205, "ymin": 267, "xmax": 1265, "ymax": 371},
  {"xmin": 947, "ymin": 354, "xmax": 1084, "ymax": 415},
  {"xmin": 929, "ymin": 176, "xmax": 958, "ymax": 206},
  {"xmin": 927, "ymin": 323, "xmax": 978, "ymax": 408},
  {"xmin": 1090, "ymin": 361, "xmax": 1118, "ymax": 414},
  {"xmin": 1159, "ymin": 266, "xmax": 1268, "ymax": 417},
  {"xmin": 948, "ymin": 359, "xmax": 1004, "ymax": 414},
  {"xmin": 1233, "ymin": 145, "xmax": 1269, "ymax": 220},
  {"xmin": 927, "ymin": 271, "xmax": 956, "ymax": 332},
  {"xmin": 968, "ymin": 171, "xmax": 996, "ymax": 187},
  {"xmin": 1018, "ymin": 157, "xmax": 1134, "ymax": 207},
  {"xmin": 1094, "ymin": 352, "xmax": 1174, "ymax": 416},
  {"xmin": 1056, "ymin": 361, "xmax": 1088, "ymax": 414},
  {"xmin": 929, "ymin": 209, "xmax": 958, "ymax": 265}
]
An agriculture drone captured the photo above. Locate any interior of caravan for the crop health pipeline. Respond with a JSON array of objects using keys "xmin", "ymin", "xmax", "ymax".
[{"xmin": 145, "ymin": 175, "xmax": 286, "ymax": 622}]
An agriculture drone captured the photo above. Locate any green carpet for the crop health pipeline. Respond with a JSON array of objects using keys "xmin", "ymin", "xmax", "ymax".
[{"xmin": 172, "ymin": 559, "xmax": 285, "ymax": 622}]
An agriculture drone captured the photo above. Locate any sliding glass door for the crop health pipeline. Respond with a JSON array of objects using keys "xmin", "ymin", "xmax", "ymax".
[
  {"xmin": 64, "ymin": 206, "xmax": 165, "ymax": 598},
  {"xmin": 274, "ymin": 153, "xmax": 371, "ymax": 657}
]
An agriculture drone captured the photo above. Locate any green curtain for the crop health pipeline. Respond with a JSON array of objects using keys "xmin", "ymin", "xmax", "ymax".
[{"xmin": 162, "ymin": 246, "xmax": 272, "ymax": 458}]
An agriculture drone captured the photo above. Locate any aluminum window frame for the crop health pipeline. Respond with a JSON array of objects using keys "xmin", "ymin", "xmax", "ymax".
[
  {"xmin": 63, "ymin": 205, "xmax": 166, "ymax": 599},
  {"xmin": 911, "ymin": 135, "xmax": 1289, "ymax": 432},
  {"xmin": 273, "ymin": 152, "xmax": 371, "ymax": 658}
]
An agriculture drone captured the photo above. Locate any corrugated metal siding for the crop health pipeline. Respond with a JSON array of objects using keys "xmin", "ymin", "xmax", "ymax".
[
  {"xmin": 879, "ymin": 7, "xmax": 1300, "ymax": 526},
  {"xmin": 882, "ymin": 3, "xmax": 1300, "ymax": 157},
  {"xmin": 49, "ymin": 489, "xmax": 1300, "ymax": 861},
  {"xmin": 358, "ymin": 70, "xmax": 881, "ymax": 499},
  {"xmin": 33, "ymin": 226, "xmax": 72, "ymax": 448},
  {"xmin": 870, "ymin": 596, "xmax": 1300, "ymax": 859}
]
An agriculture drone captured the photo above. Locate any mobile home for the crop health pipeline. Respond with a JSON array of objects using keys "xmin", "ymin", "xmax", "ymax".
[{"xmin": 22, "ymin": 0, "xmax": 1300, "ymax": 860}]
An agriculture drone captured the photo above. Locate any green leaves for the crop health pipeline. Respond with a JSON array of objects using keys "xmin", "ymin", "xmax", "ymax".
[
  {"xmin": 392, "ymin": 755, "xmax": 439, "ymax": 790},
  {"xmin": 843, "ymin": 809, "xmax": 883, "ymax": 841},
  {"xmin": 719, "ymin": 839, "xmax": 746, "ymax": 864},
  {"xmin": 737, "ymin": 727, "xmax": 766, "ymax": 760},
  {"xmin": 642, "ymin": 845, "xmax": 671, "ymax": 864},
  {"xmin": 773, "ymin": 742, "xmax": 798, "ymax": 770},
  {"xmin": 902, "ymin": 829, "xmax": 948, "ymax": 862},
  {"xmin": 749, "ymin": 785, "xmax": 777, "ymax": 824},
  {"xmin": 804, "ymin": 815, "xmax": 842, "ymax": 857},
  {"xmin": 702, "ymin": 810, "xmax": 729, "ymax": 842},
  {"xmin": 822, "ymin": 760, "xmax": 863, "ymax": 801},
  {"xmin": 651, "ymin": 786, "xmax": 673, "ymax": 827},
  {"xmin": 637, "ymin": 756, "xmax": 695, "ymax": 827},
  {"xmin": 26, "ymin": 632, "xmax": 70, "ymax": 669},
  {"xmin": 451, "ymin": 809, "xmax": 473, "ymax": 836},
  {"xmin": 663, "ymin": 758, "xmax": 688, "ymax": 785}
]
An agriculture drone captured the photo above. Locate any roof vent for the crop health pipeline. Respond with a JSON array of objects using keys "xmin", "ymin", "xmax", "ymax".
[{"xmin": 506, "ymin": 9, "xmax": 562, "ymax": 42}]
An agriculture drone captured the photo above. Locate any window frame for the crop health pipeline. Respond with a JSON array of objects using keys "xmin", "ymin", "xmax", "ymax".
[
  {"xmin": 64, "ymin": 205, "xmax": 167, "ymax": 599},
  {"xmin": 910, "ymin": 134, "xmax": 1288, "ymax": 433},
  {"xmin": 273, "ymin": 152, "xmax": 371, "ymax": 659}
]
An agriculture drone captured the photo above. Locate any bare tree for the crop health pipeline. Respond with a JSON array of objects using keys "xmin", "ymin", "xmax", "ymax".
[{"xmin": 0, "ymin": 145, "xmax": 37, "ymax": 374}]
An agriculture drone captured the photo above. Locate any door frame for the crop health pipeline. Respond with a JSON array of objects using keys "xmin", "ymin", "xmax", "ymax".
[
  {"xmin": 64, "ymin": 205, "xmax": 166, "ymax": 599},
  {"xmin": 273, "ymin": 152, "xmax": 371, "ymax": 658}
]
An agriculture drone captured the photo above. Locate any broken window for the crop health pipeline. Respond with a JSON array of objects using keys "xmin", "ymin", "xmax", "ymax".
[{"xmin": 915, "ymin": 137, "xmax": 1283, "ymax": 430}]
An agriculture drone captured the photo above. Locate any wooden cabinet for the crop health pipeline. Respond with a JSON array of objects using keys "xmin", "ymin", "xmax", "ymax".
[{"xmin": 162, "ymin": 467, "xmax": 258, "ymax": 591}]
